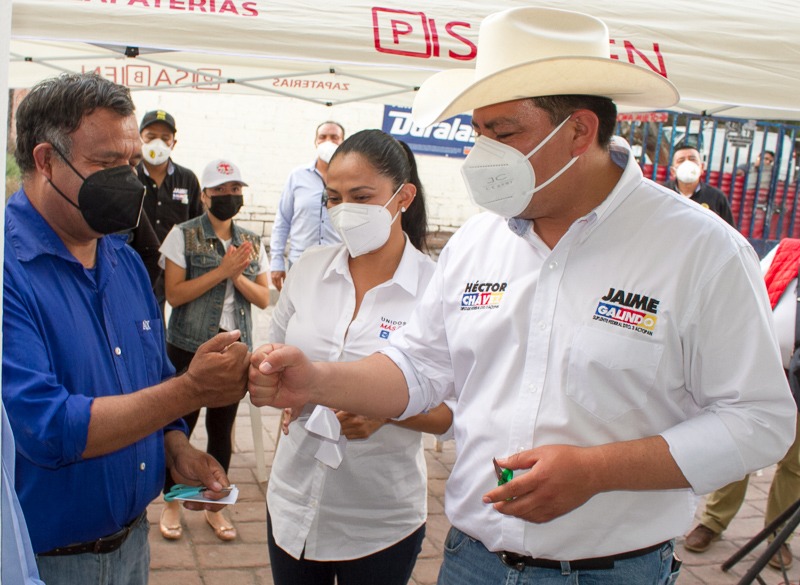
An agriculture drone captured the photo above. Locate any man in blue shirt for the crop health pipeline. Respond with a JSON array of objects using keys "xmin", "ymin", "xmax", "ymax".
[
  {"xmin": 269, "ymin": 121, "xmax": 344, "ymax": 291},
  {"xmin": 3, "ymin": 72, "xmax": 251, "ymax": 585}
]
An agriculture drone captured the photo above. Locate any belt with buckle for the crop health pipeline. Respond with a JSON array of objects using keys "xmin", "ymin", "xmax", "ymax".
[
  {"xmin": 497, "ymin": 540, "xmax": 668, "ymax": 571},
  {"xmin": 39, "ymin": 512, "xmax": 145, "ymax": 557}
]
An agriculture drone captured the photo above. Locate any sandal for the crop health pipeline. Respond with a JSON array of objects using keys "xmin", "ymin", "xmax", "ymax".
[
  {"xmin": 159, "ymin": 500, "xmax": 183, "ymax": 540},
  {"xmin": 205, "ymin": 509, "xmax": 237, "ymax": 541}
]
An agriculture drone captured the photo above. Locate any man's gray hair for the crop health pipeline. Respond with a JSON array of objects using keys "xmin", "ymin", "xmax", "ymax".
[{"xmin": 15, "ymin": 73, "xmax": 135, "ymax": 176}]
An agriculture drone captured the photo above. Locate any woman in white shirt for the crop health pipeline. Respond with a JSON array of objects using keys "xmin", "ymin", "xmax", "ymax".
[
  {"xmin": 266, "ymin": 129, "xmax": 453, "ymax": 585},
  {"xmin": 158, "ymin": 159, "xmax": 270, "ymax": 542}
]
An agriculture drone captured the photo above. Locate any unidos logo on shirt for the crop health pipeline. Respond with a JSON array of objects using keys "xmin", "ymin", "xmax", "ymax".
[
  {"xmin": 461, "ymin": 281, "xmax": 507, "ymax": 311},
  {"xmin": 378, "ymin": 316, "xmax": 406, "ymax": 339},
  {"xmin": 593, "ymin": 287, "xmax": 659, "ymax": 336}
]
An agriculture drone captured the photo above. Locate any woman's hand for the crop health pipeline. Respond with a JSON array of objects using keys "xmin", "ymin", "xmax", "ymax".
[
  {"xmin": 281, "ymin": 407, "xmax": 301, "ymax": 435},
  {"xmin": 219, "ymin": 242, "xmax": 253, "ymax": 279},
  {"xmin": 336, "ymin": 411, "xmax": 386, "ymax": 440}
]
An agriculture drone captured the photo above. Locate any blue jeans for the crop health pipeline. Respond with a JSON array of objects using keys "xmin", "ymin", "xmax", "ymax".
[
  {"xmin": 437, "ymin": 527, "xmax": 681, "ymax": 585},
  {"xmin": 35, "ymin": 512, "xmax": 150, "ymax": 585}
]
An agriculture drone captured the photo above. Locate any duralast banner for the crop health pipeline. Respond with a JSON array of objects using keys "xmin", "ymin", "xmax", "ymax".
[{"xmin": 382, "ymin": 105, "xmax": 474, "ymax": 158}]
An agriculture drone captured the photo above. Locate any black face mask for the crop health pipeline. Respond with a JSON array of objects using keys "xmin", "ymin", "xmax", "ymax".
[
  {"xmin": 49, "ymin": 147, "xmax": 146, "ymax": 235},
  {"xmin": 208, "ymin": 195, "xmax": 244, "ymax": 221}
]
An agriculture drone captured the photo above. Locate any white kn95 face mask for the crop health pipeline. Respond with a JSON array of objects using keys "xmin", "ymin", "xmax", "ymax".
[
  {"xmin": 317, "ymin": 141, "xmax": 339, "ymax": 164},
  {"xmin": 675, "ymin": 160, "xmax": 702, "ymax": 184},
  {"xmin": 328, "ymin": 184, "xmax": 404, "ymax": 258},
  {"xmin": 461, "ymin": 116, "xmax": 578, "ymax": 218}
]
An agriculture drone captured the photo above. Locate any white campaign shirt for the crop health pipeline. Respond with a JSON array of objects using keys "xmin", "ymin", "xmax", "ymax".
[
  {"xmin": 267, "ymin": 239, "xmax": 437, "ymax": 561},
  {"xmin": 383, "ymin": 138, "xmax": 796, "ymax": 560},
  {"xmin": 159, "ymin": 224, "xmax": 269, "ymax": 332}
]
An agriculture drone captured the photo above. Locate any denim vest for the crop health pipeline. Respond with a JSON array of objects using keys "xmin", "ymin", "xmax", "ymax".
[{"xmin": 166, "ymin": 213, "xmax": 262, "ymax": 352}]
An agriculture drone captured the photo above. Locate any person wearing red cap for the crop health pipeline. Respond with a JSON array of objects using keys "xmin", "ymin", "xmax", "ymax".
[{"xmin": 158, "ymin": 158, "xmax": 270, "ymax": 542}]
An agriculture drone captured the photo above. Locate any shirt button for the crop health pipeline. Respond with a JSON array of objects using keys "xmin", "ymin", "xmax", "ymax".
[
  {"xmin": 156, "ymin": 219, "xmax": 161, "ymax": 224},
  {"xmin": 114, "ymin": 347, "xmax": 122, "ymax": 356},
  {"xmin": 157, "ymin": 201, "xmax": 162, "ymax": 206},
  {"xmin": 549, "ymin": 261, "xmax": 558, "ymax": 270},
  {"xmin": 139, "ymin": 462, "xmax": 146, "ymax": 471},
  {"xmin": 538, "ymin": 322, "xmax": 546, "ymax": 330}
]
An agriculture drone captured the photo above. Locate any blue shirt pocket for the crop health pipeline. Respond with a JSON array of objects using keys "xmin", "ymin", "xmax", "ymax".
[{"xmin": 132, "ymin": 317, "xmax": 167, "ymax": 386}]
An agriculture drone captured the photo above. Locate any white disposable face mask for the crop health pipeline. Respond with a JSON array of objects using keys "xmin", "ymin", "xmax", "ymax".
[
  {"xmin": 328, "ymin": 184, "xmax": 404, "ymax": 258},
  {"xmin": 675, "ymin": 160, "xmax": 702, "ymax": 184},
  {"xmin": 461, "ymin": 116, "xmax": 578, "ymax": 218},
  {"xmin": 317, "ymin": 141, "xmax": 339, "ymax": 164},
  {"xmin": 141, "ymin": 139, "xmax": 171, "ymax": 166}
]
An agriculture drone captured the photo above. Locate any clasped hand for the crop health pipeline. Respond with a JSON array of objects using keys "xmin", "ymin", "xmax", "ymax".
[
  {"xmin": 184, "ymin": 330, "xmax": 250, "ymax": 408},
  {"xmin": 248, "ymin": 343, "xmax": 315, "ymax": 409},
  {"xmin": 219, "ymin": 242, "xmax": 253, "ymax": 280},
  {"xmin": 280, "ymin": 407, "xmax": 385, "ymax": 439}
]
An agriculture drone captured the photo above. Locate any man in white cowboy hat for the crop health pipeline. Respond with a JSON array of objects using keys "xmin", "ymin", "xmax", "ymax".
[{"xmin": 247, "ymin": 7, "xmax": 795, "ymax": 584}]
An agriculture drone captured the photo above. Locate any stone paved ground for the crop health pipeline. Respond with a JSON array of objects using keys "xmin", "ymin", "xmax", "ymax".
[{"xmin": 147, "ymin": 304, "xmax": 800, "ymax": 585}]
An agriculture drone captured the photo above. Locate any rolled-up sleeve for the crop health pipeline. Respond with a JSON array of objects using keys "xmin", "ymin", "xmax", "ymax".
[
  {"xmin": 662, "ymin": 245, "xmax": 796, "ymax": 494},
  {"xmin": 2, "ymin": 275, "xmax": 92, "ymax": 468},
  {"xmin": 381, "ymin": 253, "xmax": 456, "ymax": 420}
]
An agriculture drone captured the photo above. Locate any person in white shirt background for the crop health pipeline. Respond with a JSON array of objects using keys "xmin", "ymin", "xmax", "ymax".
[
  {"xmin": 158, "ymin": 159, "xmax": 270, "ymax": 542},
  {"xmin": 248, "ymin": 7, "xmax": 795, "ymax": 585},
  {"xmin": 269, "ymin": 121, "xmax": 345, "ymax": 291},
  {"xmin": 265, "ymin": 129, "xmax": 453, "ymax": 585}
]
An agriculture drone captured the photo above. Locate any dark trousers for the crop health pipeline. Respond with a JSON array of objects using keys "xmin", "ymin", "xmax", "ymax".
[
  {"xmin": 267, "ymin": 511, "xmax": 425, "ymax": 585},
  {"xmin": 163, "ymin": 343, "xmax": 239, "ymax": 491}
]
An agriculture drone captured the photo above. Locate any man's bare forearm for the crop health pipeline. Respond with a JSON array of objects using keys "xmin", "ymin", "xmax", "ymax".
[
  {"xmin": 83, "ymin": 375, "xmax": 200, "ymax": 458},
  {"xmin": 309, "ymin": 354, "xmax": 410, "ymax": 419},
  {"xmin": 587, "ymin": 435, "xmax": 691, "ymax": 492}
]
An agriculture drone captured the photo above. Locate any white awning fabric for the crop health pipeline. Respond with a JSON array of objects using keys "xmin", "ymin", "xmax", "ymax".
[{"xmin": 7, "ymin": 0, "xmax": 800, "ymax": 120}]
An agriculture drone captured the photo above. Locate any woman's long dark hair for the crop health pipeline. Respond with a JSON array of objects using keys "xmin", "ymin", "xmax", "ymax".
[{"xmin": 330, "ymin": 129, "xmax": 428, "ymax": 252}]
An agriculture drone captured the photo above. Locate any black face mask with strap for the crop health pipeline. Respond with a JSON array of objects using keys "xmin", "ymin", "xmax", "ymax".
[
  {"xmin": 208, "ymin": 195, "xmax": 244, "ymax": 221},
  {"xmin": 48, "ymin": 146, "xmax": 146, "ymax": 234}
]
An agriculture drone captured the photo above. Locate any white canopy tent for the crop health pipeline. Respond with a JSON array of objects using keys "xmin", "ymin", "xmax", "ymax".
[
  {"xmin": 3, "ymin": 1, "xmax": 800, "ymax": 574},
  {"xmin": 7, "ymin": 0, "xmax": 800, "ymax": 119}
]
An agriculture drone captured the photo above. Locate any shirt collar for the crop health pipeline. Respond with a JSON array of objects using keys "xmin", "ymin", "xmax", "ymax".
[
  {"xmin": 322, "ymin": 236, "xmax": 424, "ymax": 296},
  {"xmin": 668, "ymin": 180, "xmax": 701, "ymax": 196},
  {"xmin": 587, "ymin": 136, "xmax": 642, "ymax": 223},
  {"xmin": 303, "ymin": 158, "xmax": 324, "ymax": 178},
  {"xmin": 6, "ymin": 189, "xmax": 126, "ymax": 265},
  {"xmin": 392, "ymin": 237, "xmax": 426, "ymax": 296},
  {"xmin": 141, "ymin": 160, "xmax": 175, "ymax": 177},
  {"xmin": 506, "ymin": 137, "xmax": 642, "ymax": 239}
]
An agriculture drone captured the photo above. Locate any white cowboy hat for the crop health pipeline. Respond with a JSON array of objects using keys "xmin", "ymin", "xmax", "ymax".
[{"xmin": 412, "ymin": 7, "xmax": 679, "ymax": 127}]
